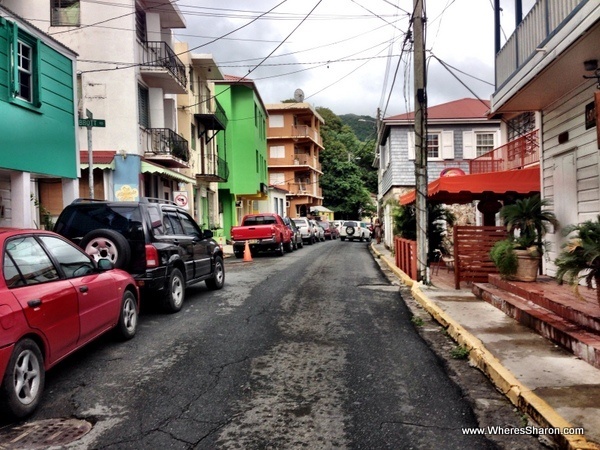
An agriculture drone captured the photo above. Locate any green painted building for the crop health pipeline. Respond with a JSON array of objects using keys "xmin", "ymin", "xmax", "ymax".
[
  {"xmin": 214, "ymin": 78, "xmax": 268, "ymax": 239},
  {"xmin": 0, "ymin": 6, "xmax": 78, "ymax": 227}
]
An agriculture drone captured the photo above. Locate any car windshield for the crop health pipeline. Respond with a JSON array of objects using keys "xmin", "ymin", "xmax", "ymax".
[{"xmin": 292, "ymin": 219, "xmax": 305, "ymax": 226}]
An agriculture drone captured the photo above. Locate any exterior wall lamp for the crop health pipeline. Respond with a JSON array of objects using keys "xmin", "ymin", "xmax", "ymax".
[{"xmin": 583, "ymin": 59, "xmax": 600, "ymax": 88}]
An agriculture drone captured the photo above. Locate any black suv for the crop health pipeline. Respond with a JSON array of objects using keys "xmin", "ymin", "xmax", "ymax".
[{"xmin": 54, "ymin": 198, "xmax": 224, "ymax": 313}]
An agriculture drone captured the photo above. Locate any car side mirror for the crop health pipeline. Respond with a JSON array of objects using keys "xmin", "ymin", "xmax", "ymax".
[
  {"xmin": 203, "ymin": 229, "xmax": 214, "ymax": 239},
  {"xmin": 97, "ymin": 258, "xmax": 114, "ymax": 271}
]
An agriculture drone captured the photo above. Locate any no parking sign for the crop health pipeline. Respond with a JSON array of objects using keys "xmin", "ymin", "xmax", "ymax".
[{"xmin": 174, "ymin": 191, "xmax": 189, "ymax": 209}]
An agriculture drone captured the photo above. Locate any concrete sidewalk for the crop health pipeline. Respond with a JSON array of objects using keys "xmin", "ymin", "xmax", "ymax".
[{"xmin": 370, "ymin": 242, "xmax": 600, "ymax": 450}]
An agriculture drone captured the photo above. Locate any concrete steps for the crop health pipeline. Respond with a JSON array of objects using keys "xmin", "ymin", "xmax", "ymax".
[{"xmin": 473, "ymin": 276, "xmax": 600, "ymax": 369}]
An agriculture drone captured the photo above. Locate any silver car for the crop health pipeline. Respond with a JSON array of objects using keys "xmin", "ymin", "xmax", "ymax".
[{"xmin": 292, "ymin": 217, "xmax": 316, "ymax": 245}]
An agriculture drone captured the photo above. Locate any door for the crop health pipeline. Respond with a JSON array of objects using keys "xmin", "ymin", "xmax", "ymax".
[
  {"xmin": 4, "ymin": 236, "xmax": 79, "ymax": 364},
  {"xmin": 39, "ymin": 235, "xmax": 119, "ymax": 345},
  {"xmin": 178, "ymin": 211, "xmax": 211, "ymax": 277},
  {"xmin": 551, "ymin": 151, "xmax": 578, "ymax": 272}
]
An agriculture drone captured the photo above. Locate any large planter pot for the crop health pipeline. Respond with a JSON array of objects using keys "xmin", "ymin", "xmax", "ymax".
[{"xmin": 513, "ymin": 249, "xmax": 539, "ymax": 282}]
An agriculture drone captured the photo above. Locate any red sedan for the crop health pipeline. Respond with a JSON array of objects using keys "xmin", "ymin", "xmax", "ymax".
[{"xmin": 0, "ymin": 228, "xmax": 140, "ymax": 419}]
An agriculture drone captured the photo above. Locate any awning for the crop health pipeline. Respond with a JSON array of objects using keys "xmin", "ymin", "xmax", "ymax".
[
  {"xmin": 399, "ymin": 166, "xmax": 540, "ymax": 205},
  {"xmin": 141, "ymin": 161, "xmax": 196, "ymax": 184}
]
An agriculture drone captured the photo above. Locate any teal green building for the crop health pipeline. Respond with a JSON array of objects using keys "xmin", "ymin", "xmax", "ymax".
[
  {"xmin": 0, "ymin": 6, "xmax": 78, "ymax": 227},
  {"xmin": 214, "ymin": 78, "xmax": 268, "ymax": 240}
]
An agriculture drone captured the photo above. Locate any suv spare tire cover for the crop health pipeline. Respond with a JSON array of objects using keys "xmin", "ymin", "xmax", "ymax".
[
  {"xmin": 80, "ymin": 229, "xmax": 131, "ymax": 269},
  {"xmin": 346, "ymin": 226, "xmax": 355, "ymax": 235}
]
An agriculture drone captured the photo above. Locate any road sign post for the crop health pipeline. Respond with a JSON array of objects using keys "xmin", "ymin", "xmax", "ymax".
[{"xmin": 79, "ymin": 110, "xmax": 106, "ymax": 199}]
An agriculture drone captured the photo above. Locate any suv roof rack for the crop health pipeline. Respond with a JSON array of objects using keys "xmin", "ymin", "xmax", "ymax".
[
  {"xmin": 140, "ymin": 197, "xmax": 178, "ymax": 206},
  {"xmin": 72, "ymin": 198, "xmax": 108, "ymax": 203}
]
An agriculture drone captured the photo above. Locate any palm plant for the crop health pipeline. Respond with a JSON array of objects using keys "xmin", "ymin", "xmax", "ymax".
[
  {"xmin": 500, "ymin": 195, "xmax": 558, "ymax": 254},
  {"xmin": 555, "ymin": 216, "xmax": 600, "ymax": 306}
]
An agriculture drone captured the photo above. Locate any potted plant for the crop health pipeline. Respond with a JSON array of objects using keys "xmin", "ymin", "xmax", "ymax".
[
  {"xmin": 554, "ymin": 215, "xmax": 600, "ymax": 306},
  {"xmin": 490, "ymin": 195, "xmax": 558, "ymax": 281}
]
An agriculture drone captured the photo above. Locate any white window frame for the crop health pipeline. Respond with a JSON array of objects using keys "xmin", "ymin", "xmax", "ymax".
[
  {"xmin": 269, "ymin": 145, "xmax": 285, "ymax": 159},
  {"xmin": 270, "ymin": 172, "xmax": 285, "ymax": 186},
  {"xmin": 269, "ymin": 114, "xmax": 284, "ymax": 128},
  {"xmin": 408, "ymin": 130, "xmax": 453, "ymax": 160}
]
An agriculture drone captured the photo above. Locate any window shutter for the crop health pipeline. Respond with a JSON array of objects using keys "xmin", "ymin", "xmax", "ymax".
[
  {"xmin": 463, "ymin": 130, "xmax": 476, "ymax": 159},
  {"xmin": 408, "ymin": 132, "xmax": 415, "ymax": 160},
  {"xmin": 270, "ymin": 172, "xmax": 285, "ymax": 186},
  {"xmin": 269, "ymin": 145, "xmax": 285, "ymax": 158},
  {"xmin": 441, "ymin": 130, "xmax": 454, "ymax": 159},
  {"xmin": 269, "ymin": 114, "xmax": 284, "ymax": 128}
]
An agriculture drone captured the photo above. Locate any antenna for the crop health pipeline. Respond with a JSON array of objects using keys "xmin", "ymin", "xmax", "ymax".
[{"xmin": 293, "ymin": 88, "xmax": 305, "ymax": 103}]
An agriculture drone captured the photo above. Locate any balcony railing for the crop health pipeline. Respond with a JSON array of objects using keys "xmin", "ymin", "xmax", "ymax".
[
  {"xmin": 194, "ymin": 95, "xmax": 228, "ymax": 130},
  {"xmin": 145, "ymin": 128, "xmax": 189, "ymax": 166},
  {"xmin": 495, "ymin": 0, "xmax": 582, "ymax": 88},
  {"xmin": 268, "ymin": 153, "xmax": 321, "ymax": 171},
  {"xmin": 268, "ymin": 125, "xmax": 323, "ymax": 147},
  {"xmin": 141, "ymin": 41, "xmax": 187, "ymax": 88},
  {"xmin": 197, "ymin": 154, "xmax": 229, "ymax": 182},
  {"xmin": 469, "ymin": 130, "xmax": 539, "ymax": 174},
  {"xmin": 286, "ymin": 182, "xmax": 322, "ymax": 198}
]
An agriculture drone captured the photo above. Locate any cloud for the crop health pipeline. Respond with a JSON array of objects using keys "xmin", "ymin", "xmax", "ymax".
[{"xmin": 175, "ymin": 0, "xmax": 534, "ymax": 117}]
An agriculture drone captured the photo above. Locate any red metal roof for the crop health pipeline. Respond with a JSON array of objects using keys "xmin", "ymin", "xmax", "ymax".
[
  {"xmin": 79, "ymin": 150, "xmax": 116, "ymax": 164},
  {"xmin": 399, "ymin": 166, "xmax": 540, "ymax": 205},
  {"xmin": 386, "ymin": 98, "xmax": 491, "ymax": 121}
]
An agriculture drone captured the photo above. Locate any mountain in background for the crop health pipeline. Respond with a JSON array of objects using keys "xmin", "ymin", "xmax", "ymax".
[{"xmin": 339, "ymin": 114, "xmax": 378, "ymax": 142}]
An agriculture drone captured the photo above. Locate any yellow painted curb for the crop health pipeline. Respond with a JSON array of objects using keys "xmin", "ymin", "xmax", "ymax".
[{"xmin": 370, "ymin": 243, "xmax": 600, "ymax": 450}]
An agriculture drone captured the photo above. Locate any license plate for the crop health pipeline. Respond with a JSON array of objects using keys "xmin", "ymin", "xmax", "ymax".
[{"xmin": 248, "ymin": 239, "xmax": 258, "ymax": 244}]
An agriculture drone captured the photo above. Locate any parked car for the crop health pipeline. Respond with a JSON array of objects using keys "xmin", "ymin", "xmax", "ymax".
[
  {"xmin": 360, "ymin": 222, "xmax": 373, "ymax": 242},
  {"xmin": 292, "ymin": 217, "xmax": 316, "ymax": 245},
  {"xmin": 231, "ymin": 213, "xmax": 293, "ymax": 257},
  {"xmin": 310, "ymin": 219, "xmax": 325, "ymax": 242},
  {"xmin": 283, "ymin": 217, "xmax": 303, "ymax": 250},
  {"xmin": 53, "ymin": 198, "xmax": 224, "ymax": 313},
  {"xmin": 0, "ymin": 228, "xmax": 140, "ymax": 419},
  {"xmin": 339, "ymin": 220, "xmax": 370, "ymax": 242},
  {"xmin": 317, "ymin": 220, "xmax": 335, "ymax": 240}
]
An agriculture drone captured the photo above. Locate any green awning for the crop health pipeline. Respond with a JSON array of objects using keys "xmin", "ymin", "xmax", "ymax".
[{"xmin": 141, "ymin": 161, "xmax": 196, "ymax": 184}]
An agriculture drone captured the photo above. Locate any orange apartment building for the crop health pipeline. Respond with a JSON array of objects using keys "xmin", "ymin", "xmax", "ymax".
[{"xmin": 266, "ymin": 103, "xmax": 325, "ymax": 218}]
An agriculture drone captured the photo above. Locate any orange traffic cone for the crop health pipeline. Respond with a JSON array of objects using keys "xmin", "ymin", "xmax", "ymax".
[{"xmin": 243, "ymin": 240, "xmax": 253, "ymax": 262}]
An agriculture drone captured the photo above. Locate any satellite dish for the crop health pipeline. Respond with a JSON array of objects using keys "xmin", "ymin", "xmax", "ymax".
[{"xmin": 294, "ymin": 88, "xmax": 305, "ymax": 103}]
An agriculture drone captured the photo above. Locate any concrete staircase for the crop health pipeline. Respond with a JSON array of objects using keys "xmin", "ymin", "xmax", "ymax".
[{"xmin": 472, "ymin": 274, "xmax": 600, "ymax": 369}]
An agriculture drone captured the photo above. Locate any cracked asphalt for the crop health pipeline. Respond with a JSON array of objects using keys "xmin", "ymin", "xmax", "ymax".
[{"xmin": 1, "ymin": 240, "xmax": 545, "ymax": 449}]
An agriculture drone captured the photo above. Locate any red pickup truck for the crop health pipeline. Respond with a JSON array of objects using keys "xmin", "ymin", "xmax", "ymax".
[{"xmin": 230, "ymin": 213, "xmax": 293, "ymax": 258}]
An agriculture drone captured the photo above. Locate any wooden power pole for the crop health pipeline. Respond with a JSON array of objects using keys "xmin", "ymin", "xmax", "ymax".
[{"xmin": 413, "ymin": 0, "xmax": 428, "ymax": 283}]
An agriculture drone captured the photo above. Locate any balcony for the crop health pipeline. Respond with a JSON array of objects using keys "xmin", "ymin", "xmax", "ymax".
[
  {"xmin": 286, "ymin": 182, "xmax": 322, "ymax": 198},
  {"xmin": 469, "ymin": 130, "xmax": 539, "ymax": 174},
  {"xmin": 268, "ymin": 153, "xmax": 322, "ymax": 172},
  {"xmin": 268, "ymin": 125, "xmax": 323, "ymax": 147},
  {"xmin": 140, "ymin": 41, "xmax": 187, "ymax": 94},
  {"xmin": 194, "ymin": 96, "xmax": 228, "ymax": 132},
  {"xmin": 196, "ymin": 154, "xmax": 229, "ymax": 182},
  {"xmin": 144, "ymin": 128, "xmax": 190, "ymax": 168}
]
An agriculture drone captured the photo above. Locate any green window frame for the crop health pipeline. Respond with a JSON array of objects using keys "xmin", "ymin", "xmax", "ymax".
[{"xmin": 9, "ymin": 24, "xmax": 41, "ymax": 109}]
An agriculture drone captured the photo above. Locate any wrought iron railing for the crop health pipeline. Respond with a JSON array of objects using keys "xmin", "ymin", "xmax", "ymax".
[
  {"xmin": 147, "ymin": 128, "xmax": 189, "ymax": 162},
  {"xmin": 198, "ymin": 154, "xmax": 229, "ymax": 181},
  {"xmin": 469, "ymin": 129, "xmax": 539, "ymax": 174},
  {"xmin": 141, "ymin": 41, "xmax": 187, "ymax": 88}
]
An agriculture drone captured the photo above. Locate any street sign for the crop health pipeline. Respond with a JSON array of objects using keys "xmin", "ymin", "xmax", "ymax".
[{"xmin": 78, "ymin": 118, "xmax": 106, "ymax": 127}]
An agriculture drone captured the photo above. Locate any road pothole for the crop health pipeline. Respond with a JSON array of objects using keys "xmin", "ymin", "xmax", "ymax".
[{"xmin": 0, "ymin": 418, "xmax": 92, "ymax": 449}]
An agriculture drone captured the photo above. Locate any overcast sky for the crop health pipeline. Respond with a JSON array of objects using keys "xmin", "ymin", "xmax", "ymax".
[{"xmin": 174, "ymin": 1, "xmax": 535, "ymax": 119}]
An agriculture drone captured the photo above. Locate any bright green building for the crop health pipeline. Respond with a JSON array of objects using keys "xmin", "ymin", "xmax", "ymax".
[
  {"xmin": 214, "ymin": 77, "xmax": 268, "ymax": 240},
  {"xmin": 0, "ymin": 6, "xmax": 78, "ymax": 227}
]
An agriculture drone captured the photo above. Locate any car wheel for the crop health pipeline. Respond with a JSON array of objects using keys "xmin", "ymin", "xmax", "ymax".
[
  {"xmin": 286, "ymin": 240, "xmax": 294, "ymax": 253},
  {"xmin": 359, "ymin": 234, "xmax": 364, "ymax": 242},
  {"xmin": 164, "ymin": 268, "xmax": 185, "ymax": 313},
  {"xmin": 346, "ymin": 226, "xmax": 355, "ymax": 236},
  {"xmin": 80, "ymin": 229, "xmax": 131, "ymax": 269},
  {"xmin": 234, "ymin": 250, "xmax": 243, "ymax": 259},
  {"xmin": 1, "ymin": 339, "xmax": 45, "ymax": 419},
  {"xmin": 276, "ymin": 241, "xmax": 285, "ymax": 257},
  {"xmin": 206, "ymin": 256, "xmax": 225, "ymax": 290},
  {"xmin": 298, "ymin": 239, "xmax": 303, "ymax": 249},
  {"xmin": 116, "ymin": 290, "xmax": 138, "ymax": 340}
]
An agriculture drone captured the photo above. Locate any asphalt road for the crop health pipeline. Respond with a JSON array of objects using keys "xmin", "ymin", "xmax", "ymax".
[{"xmin": 0, "ymin": 239, "xmax": 544, "ymax": 449}]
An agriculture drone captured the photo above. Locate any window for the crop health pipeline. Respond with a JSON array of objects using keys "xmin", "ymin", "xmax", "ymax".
[
  {"xmin": 51, "ymin": 0, "xmax": 80, "ymax": 27},
  {"xmin": 427, "ymin": 133, "xmax": 440, "ymax": 158},
  {"xmin": 135, "ymin": 6, "xmax": 147, "ymax": 42},
  {"xmin": 138, "ymin": 84, "xmax": 149, "ymax": 128},
  {"xmin": 39, "ymin": 236, "xmax": 94, "ymax": 278},
  {"xmin": 269, "ymin": 114, "xmax": 284, "ymax": 128},
  {"xmin": 4, "ymin": 237, "xmax": 59, "ymax": 287},
  {"xmin": 17, "ymin": 41, "xmax": 33, "ymax": 102},
  {"xmin": 270, "ymin": 173, "xmax": 285, "ymax": 186},
  {"xmin": 270, "ymin": 146, "xmax": 284, "ymax": 158},
  {"xmin": 476, "ymin": 133, "xmax": 495, "ymax": 156}
]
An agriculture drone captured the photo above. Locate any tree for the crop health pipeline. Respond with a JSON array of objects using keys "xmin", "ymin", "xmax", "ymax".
[{"xmin": 317, "ymin": 107, "xmax": 376, "ymax": 219}]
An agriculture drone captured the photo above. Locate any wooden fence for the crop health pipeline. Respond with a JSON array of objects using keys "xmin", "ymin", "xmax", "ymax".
[
  {"xmin": 394, "ymin": 237, "xmax": 417, "ymax": 280},
  {"xmin": 453, "ymin": 226, "xmax": 507, "ymax": 289},
  {"xmin": 393, "ymin": 226, "xmax": 508, "ymax": 289}
]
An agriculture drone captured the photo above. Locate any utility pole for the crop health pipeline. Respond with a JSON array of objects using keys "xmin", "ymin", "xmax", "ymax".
[{"xmin": 413, "ymin": 0, "xmax": 428, "ymax": 283}]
